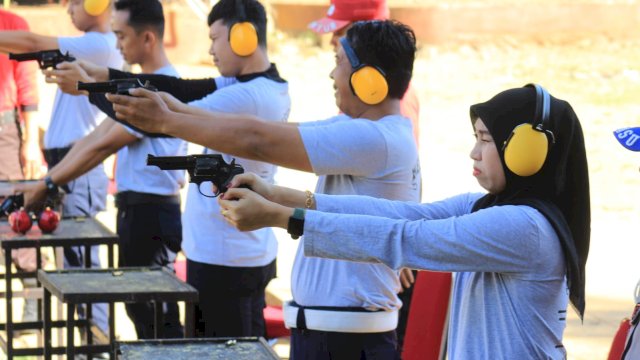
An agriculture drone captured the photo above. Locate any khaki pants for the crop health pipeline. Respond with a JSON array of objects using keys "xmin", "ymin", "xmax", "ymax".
[{"xmin": 0, "ymin": 111, "xmax": 23, "ymax": 181}]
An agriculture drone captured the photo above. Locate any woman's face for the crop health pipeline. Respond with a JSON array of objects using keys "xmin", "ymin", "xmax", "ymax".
[{"xmin": 470, "ymin": 118, "xmax": 506, "ymax": 194}]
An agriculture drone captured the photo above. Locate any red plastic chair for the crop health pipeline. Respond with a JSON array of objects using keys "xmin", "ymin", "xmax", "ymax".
[{"xmin": 402, "ymin": 271, "xmax": 452, "ymax": 360}]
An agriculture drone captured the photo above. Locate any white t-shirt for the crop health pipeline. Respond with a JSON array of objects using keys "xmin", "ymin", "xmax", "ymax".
[
  {"xmin": 181, "ymin": 75, "xmax": 290, "ymax": 267},
  {"xmin": 115, "ymin": 65, "xmax": 187, "ymax": 195},
  {"xmin": 45, "ymin": 32, "xmax": 124, "ymax": 148},
  {"xmin": 293, "ymin": 114, "xmax": 421, "ymax": 310}
]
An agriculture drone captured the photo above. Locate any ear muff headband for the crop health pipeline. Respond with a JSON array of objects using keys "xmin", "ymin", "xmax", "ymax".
[
  {"xmin": 228, "ymin": 0, "xmax": 258, "ymax": 56},
  {"xmin": 339, "ymin": 37, "xmax": 388, "ymax": 105},
  {"xmin": 84, "ymin": 0, "xmax": 109, "ymax": 16},
  {"xmin": 502, "ymin": 83, "xmax": 554, "ymax": 177}
]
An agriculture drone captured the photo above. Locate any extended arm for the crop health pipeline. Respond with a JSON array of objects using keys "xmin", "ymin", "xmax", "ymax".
[
  {"xmin": 108, "ymin": 68, "xmax": 217, "ymax": 103},
  {"xmin": 48, "ymin": 119, "xmax": 136, "ymax": 185},
  {"xmin": 108, "ymin": 89, "xmax": 312, "ymax": 172},
  {"xmin": 19, "ymin": 119, "xmax": 137, "ymax": 207},
  {"xmin": 0, "ymin": 31, "xmax": 58, "ymax": 53},
  {"xmin": 302, "ymin": 204, "xmax": 551, "ymax": 274}
]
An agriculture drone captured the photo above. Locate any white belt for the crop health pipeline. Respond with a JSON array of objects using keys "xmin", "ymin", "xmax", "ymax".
[{"xmin": 283, "ymin": 300, "xmax": 398, "ymax": 333}]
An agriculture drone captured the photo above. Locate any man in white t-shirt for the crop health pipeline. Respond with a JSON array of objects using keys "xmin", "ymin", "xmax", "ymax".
[
  {"xmin": 108, "ymin": 19, "xmax": 420, "ymax": 359},
  {"xmin": 0, "ymin": 0, "xmax": 123, "ymax": 337},
  {"xmin": 53, "ymin": 0, "xmax": 290, "ymax": 339},
  {"xmin": 19, "ymin": 0, "xmax": 187, "ymax": 339}
]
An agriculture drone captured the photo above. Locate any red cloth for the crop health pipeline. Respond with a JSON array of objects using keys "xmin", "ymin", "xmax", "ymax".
[
  {"xmin": 402, "ymin": 271, "xmax": 452, "ymax": 360},
  {"xmin": 0, "ymin": 9, "xmax": 39, "ymax": 115},
  {"xmin": 264, "ymin": 305, "xmax": 290, "ymax": 339},
  {"xmin": 608, "ymin": 318, "xmax": 631, "ymax": 360}
]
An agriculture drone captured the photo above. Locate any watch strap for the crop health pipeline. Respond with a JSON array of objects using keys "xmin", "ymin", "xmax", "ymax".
[
  {"xmin": 44, "ymin": 176, "xmax": 59, "ymax": 195},
  {"xmin": 287, "ymin": 208, "xmax": 305, "ymax": 240}
]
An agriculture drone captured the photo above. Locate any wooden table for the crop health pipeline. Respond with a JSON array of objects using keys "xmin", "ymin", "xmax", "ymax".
[
  {"xmin": 0, "ymin": 216, "xmax": 117, "ymax": 358},
  {"xmin": 115, "ymin": 337, "xmax": 280, "ymax": 360},
  {"xmin": 38, "ymin": 267, "xmax": 198, "ymax": 359}
]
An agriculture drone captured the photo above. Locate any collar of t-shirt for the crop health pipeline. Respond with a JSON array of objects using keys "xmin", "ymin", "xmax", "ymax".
[{"xmin": 236, "ymin": 63, "xmax": 286, "ymax": 83}]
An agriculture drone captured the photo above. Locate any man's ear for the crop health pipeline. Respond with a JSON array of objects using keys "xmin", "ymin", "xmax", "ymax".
[{"xmin": 143, "ymin": 30, "xmax": 157, "ymax": 48}]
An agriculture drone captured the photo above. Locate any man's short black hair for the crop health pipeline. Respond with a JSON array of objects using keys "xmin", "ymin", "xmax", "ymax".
[
  {"xmin": 115, "ymin": 0, "xmax": 165, "ymax": 38},
  {"xmin": 346, "ymin": 20, "xmax": 416, "ymax": 100},
  {"xmin": 207, "ymin": 0, "xmax": 268, "ymax": 48}
]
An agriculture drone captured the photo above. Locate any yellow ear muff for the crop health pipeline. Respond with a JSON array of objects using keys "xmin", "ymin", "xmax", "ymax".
[
  {"xmin": 229, "ymin": 22, "xmax": 258, "ymax": 57},
  {"xmin": 350, "ymin": 66, "xmax": 389, "ymax": 105},
  {"xmin": 503, "ymin": 124, "xmax": 549, "ymax": 177},
  {"xmin": 84, "ymin": 0, "xmax": 109, "ymax": 16}
]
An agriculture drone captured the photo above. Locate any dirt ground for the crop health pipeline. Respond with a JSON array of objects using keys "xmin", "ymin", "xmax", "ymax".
[{"xmin": 4, "ymin": 1, "xmax": 640, "ymax": 359}]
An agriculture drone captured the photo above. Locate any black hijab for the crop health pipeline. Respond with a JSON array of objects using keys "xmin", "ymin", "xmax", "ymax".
[{"xmin": 469, "ymin": 85, "xmax": 590, "ymax": 320}]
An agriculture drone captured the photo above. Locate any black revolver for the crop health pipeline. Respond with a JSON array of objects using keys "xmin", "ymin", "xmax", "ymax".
[
  {"xmin": 147, "ymin": 154, "xmax": 247, "ymax": 197},
  {"xmin": 0, "ymin": 194, "xmax": 24, "ymax": 217},
  {"xmin": 9, "ymin": 49, "xmax": 76, "ymax": 69},
  {"xmin": 77, "ymin": 78, "xmax": 157, "ymax": 95}
]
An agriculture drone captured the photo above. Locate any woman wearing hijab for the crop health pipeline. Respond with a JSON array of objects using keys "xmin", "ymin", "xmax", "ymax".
[{"xmin": 218, "ymin": 84, "xmax": 590, "ymax": 359}]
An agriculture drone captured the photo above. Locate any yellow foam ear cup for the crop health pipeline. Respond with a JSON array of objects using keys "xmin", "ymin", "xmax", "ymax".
[
  {"xmin": 84, "ymin": 0, "xmax": 109, "ymax": 16},
  {"xmin": 503, "ymin": 124, "xmax": 549, "ymax": 177},
  {"xmin": 350, "ymin": 66, "xmax": 389, "ymax": 105},
  {"xmin": 229, "ymin": 22, "xmax": 258, "ymax": 57}
]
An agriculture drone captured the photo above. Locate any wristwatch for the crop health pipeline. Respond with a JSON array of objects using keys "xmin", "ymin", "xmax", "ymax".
[
  {"xmin": 43, "ymin": 176, "xmax": 59, "ymax": 195},
  {"xmin": 287, "ymin": 208, "xmax": 305, "ymax": 240}
]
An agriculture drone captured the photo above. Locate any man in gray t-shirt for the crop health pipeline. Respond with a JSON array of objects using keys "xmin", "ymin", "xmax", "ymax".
[{"xmin": 109, "ymin": 20, "xmax": 419, "ymax": 359}]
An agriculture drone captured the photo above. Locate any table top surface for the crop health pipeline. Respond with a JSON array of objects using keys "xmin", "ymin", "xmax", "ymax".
[
  {"xmin": 0, "ymin": 217, "xmax": 117, "ymax": 244},
  {"xmin": 117, "ymin": 337, "xmax": 279, "ymax": 360},
  {"xmin": 37, "ymin": 267, "xmax": 198, "ymax": 303}
]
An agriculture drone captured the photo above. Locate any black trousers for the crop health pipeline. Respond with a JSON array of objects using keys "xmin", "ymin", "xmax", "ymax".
[
  {"xmin": 186, "ymin": 258, "xmax": 276, "ymax": 338},
  {"xmin": 116, "ymin": 200, "xmax": 183, "ymax": 339},
  {"xmin": 396, "ymin": 269, "xmax": 418, "ymax": 354},
  {"xmin": 290, "ymin": 328, "xmax": 399, "ymax": 360}
]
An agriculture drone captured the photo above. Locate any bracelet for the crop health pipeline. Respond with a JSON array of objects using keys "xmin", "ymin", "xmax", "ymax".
[{"xmin": 304, "ymin": 190, "xmax": 315, "ymax": 209}]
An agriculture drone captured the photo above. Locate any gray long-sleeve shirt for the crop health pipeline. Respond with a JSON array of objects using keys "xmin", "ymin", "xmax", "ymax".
[{"xmin": 304, "ymin": 193, "xmax": 569, "ymax": 359}]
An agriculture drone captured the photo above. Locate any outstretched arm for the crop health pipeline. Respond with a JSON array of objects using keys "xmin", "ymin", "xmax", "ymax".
[
  {"xmin": 0, "ymin": 31, "xmax": 58, "ymax": 53},
  {"xmin": 108, "ymin": 88, "xmax": 313, "ymax": 172},
  {"xmin": 108, "ymin": 68, "xmax": 217, "ymax": 103},
  {"xmin": 18, "ymin": 119, "xmax": 137, "ymax": 208}
]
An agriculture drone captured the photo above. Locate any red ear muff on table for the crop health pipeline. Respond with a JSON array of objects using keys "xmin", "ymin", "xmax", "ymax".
[
  {"xmin": 339, "ymin": 37, "xmax": 388, "ymax": 105},
  {"xmin": 502, "ymin": 83, "xmax": 555, "ymax": 177},
  {"xmin": 84, "ymin": 0, "xmax": 110, "ymax": 16}
]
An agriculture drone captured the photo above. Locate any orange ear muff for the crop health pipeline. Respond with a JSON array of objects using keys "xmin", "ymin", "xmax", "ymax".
[
  {"xmin": 350, "ymin": 66, "xmax": 389, "ymax": 105},
  {"xmin": 229, "ymin": 21, "xmax": 258, "ymax": 57},
  {"xmin": 84, "ymin": 0, "xmax": 109, "ymax": 16},
  {"xmin": 502, "ymin": 83, "xmax": 554, "ymax": 177},
  {"xmin": 340, "ymin": 37, "xmax": 388, "ymax": 105}
]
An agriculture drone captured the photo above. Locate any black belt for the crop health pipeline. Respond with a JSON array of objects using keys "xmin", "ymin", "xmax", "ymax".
[
  {"xmin": 42, "ymin": 146, "xmax": 72, "ymax": 168},
  {"xmin": 290, "ymin": 301, "xmax": 380, "ymax": 331},
  {"xmin": 0, "ymin": 109, "xmax": 17, "ymax": 125},
  {"xmin": 115, "ymin": 191, "xmax": 180, "ymax": 208}
]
